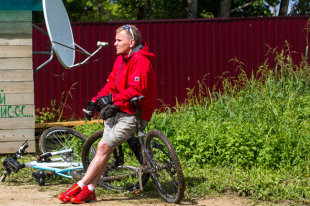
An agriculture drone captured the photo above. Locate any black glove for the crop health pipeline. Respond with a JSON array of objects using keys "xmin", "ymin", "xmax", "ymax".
[
  {"xmin": 96, "ymin": 93, "xmax": 113, "ymax": 109},
  {"xmin": 82, "ymin": 101, "xmax": 96, "ymax": 120},
  {"xmin": 99, "ymin": 104, "xmax": 120, "ymax": 120}
]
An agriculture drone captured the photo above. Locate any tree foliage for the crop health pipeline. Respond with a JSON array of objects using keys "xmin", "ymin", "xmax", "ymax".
[
  {"xmin": 230, "ymin": 0, "xmax": 275, "ymax": 17},
  {"xmin": 33, "ymin": 0, "xmax": 299, "ymax": 23},
  {"xmin": 290, "ymin": 0, "xmax": 310, "ymax": 15},
  {"xmin": 114, "ymin": 0, "xmax": 188, "ymax": 20}
]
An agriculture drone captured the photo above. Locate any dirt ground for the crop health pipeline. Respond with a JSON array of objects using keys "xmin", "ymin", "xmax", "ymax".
[{"xmin": 0, "ymin": 184, "xmax": 252, "ymax": 206}]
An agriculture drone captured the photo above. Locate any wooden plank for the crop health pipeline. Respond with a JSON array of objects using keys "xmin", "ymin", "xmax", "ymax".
[
  {"xmin": 0, "ymin": 11, "xmax": 31, "ymax": 21},
  {"xmin": 0, "ymin": 69, "xmax": 33, "ymax": 81},
  {"xmin": 35, "ymin": 119, "xmax": 104, "ymax": 129},
  {"xmin": 0, "ymin": 104, "xmax": 34, "ymax": 119},
  {"xmin": 0, "ymin": 58, "xmax": 32, "ymax": 70},
  {"xmin": 0, "ymin": 82, "xmax": 33, "ymax": 93},
  {"xmin": 0, "ymin": 34, "xmax": 32, "ymax": 46},
  {"xmin": 0, "ymin": 117, "xmax": 35, "ymax": 129},
  {"xmin": 0, "ymin": 128, "xmax": 34, "ymax": 142},
  {"xmin": 0, "ymin": 11, "xmax": 34, "ymax": 154},
  {"xmin": 0, "ymin": 22, "xmax": 32, "ymax": 34},
  {"xmin": 0, "ymin": 93, "xmax": 34, "ymax": 105},
  {"xmin": 0, "ymin": 140, "xmax": 36, "ymax": 154},
  {"xmin": 0, "ymin": 46, "xmax": 32, "ymax": 58}
]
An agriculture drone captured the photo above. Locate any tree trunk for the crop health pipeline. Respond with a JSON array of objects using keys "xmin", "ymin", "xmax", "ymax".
[
  {"xmin": 187, "ymin": 0, "xmax": 198, "ymax": 18},
  {"xmin": 137, "ymin": 0, "xmax": 150, "ymax": 20},
  {"xmin": 279, "ymin": 0, "xmax": 290, "ymax": 16},
  {"xmin": 219, "ymin": 0, "xmax": 232, "ymax": 17}
]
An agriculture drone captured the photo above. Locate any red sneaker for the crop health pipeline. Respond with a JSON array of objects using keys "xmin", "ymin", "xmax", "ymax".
[
  {"xmin": 58, "ymin": 183, "xmax": 82, "ymax": 203},
  {"xmin": 70, "ymin": 185, "xmax": 97, "ymax": 204}
]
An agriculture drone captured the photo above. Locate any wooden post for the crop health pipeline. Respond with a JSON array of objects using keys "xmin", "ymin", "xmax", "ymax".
[{"xmin": 0, "ymin": 11, "xmax": 35, "ymax": 153}]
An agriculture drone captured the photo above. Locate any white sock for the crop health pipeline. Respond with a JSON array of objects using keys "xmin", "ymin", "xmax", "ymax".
[
  {"xmin": 87, "ymin": 185, "xmax": 95, "ymax": 192},
  {"xmin": 77, "ymin": 181, "xmax": 85, "ymax": 189}
]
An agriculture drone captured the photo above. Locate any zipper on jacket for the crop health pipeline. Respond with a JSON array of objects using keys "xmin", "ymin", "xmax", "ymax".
[{"xmin": 115, "ymin": 63, "xmax": 126, "ymax": 92}]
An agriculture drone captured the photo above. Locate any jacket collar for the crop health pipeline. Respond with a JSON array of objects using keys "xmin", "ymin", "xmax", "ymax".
[{"xmin": 122, "ymin": 44, "xmax": 144, "ymax": 62}]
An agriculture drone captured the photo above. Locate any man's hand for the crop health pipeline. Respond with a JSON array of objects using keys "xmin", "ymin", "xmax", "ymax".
[
  {"xmin": 100, "ymin": 104, "xmax": 120, "ymax": 120},
  {"xmin": 96, "ymin": 93, "xmax": 113, "ymax": 109},
  {"xmin": 82, "ymin": 101, "xmax": 96, "ymax": 120}
]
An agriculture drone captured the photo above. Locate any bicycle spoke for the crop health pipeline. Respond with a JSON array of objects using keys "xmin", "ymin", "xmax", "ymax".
[
  {"xmin": 156, "ymin": 170, "xmax": 178, "ymax": 187},
  {"xmin": 151, "ymin": 140, "xmax": 172, "ymax": 161},
  {"xmin": 39, "ymin": 127, "xmax": 87, "ymax": 181},
  {"xmin": 40, "ymin": 127, "xmax": 86, "ymax": 162}
]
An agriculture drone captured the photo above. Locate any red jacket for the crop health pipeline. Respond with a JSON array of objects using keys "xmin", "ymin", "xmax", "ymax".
[{"xmin": 92, "ymin": 43, "xmax": 157, "ymax": 121}]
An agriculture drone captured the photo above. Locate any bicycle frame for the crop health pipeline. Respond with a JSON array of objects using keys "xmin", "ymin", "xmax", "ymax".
[
  {"xmin": 93, "ymin": 97, "xmax": 173, "ymax": 190},
  {"xmin": 24, "ymin": 149, "xmax": 83, "ymax": 179},
  {"xmin": 0, "ymin": 141, "xmax": 83, "ymax": 183}
]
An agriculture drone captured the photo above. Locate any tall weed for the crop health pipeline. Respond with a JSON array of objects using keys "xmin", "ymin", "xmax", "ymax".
[
  {"xmin": 148, "ymin": 46, "xmax": 310, "ymax": 169},
  {"xmin": 35, "ymin": 82, "xmax": 77, "ymax": 123}
]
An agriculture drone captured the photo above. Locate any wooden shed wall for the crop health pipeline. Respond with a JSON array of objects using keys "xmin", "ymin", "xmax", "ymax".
[{"xmin": 0, "ymin": 11, "xmax": 35, "ymax": 153}]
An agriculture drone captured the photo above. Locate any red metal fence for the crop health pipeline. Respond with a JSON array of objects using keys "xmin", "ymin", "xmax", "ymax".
[{"xmin": 33, "ymin": 16, "xmax": 309, "ymax": 120}]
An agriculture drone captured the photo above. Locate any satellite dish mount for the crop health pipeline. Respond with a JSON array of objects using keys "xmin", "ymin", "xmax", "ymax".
[{"xmin": 33, "ymin": 0, "xmax": 108, "ymax": 72}]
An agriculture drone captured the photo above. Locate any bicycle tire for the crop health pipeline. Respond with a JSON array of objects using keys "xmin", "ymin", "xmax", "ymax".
[
  {"xmin": 81, "ymin": 130, "xmax": 149, "ymax": 191},
  {"xmin": 39, "ymin": 127, "xmax": 88, "ymax": 180},
  {"xmin": 145, "ymin": 129, "xmax": 185, "ymax": 203}
]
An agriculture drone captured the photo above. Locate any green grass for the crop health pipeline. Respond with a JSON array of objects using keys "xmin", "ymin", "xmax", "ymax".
[
  {"xmin": 183, "ymin": 163, "xmax": 310, "ymax": 204},
  {"xmin": 1, "ymin": 155, "xmax": 309, "ymax": 205}
]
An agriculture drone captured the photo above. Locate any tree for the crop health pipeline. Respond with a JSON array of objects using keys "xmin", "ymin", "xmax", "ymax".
[
  {"xmin": 187, "ymin": 0, "xmax": 198, "ymax": 18},
  {"xmin": 290, "ymin": 0, "xmax": 310, "ymax": 15},
  {"xmin": 219, "ymin": 0, "xmax": 232, "ymax": 17},
  {"xmin": 197, "ymin": 0, "xmax": 219, "ymax": 18},
  {"xmin": 137, "ymin": 0, "xmax": 150, "ymax": 20},
  {"xmin": 216, "ymin": 0, "xmax": 281, "ymax": 18},
  {"xmin": 33, "ymin": 0, "xmax": 296, "ymax": 23},
  {"xmin": 230, "ymin": 0, "xmax": 275, "ymax": 17},
  {"xmin": 115, "ymin": 0, "xmax": 188, "ymax": 20},
  {"xmin": 279, "ymin": 0, "xmax": 290, "ymax": 15}
]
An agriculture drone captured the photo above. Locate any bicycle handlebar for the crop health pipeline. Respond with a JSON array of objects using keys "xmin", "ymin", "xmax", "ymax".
[{"xmin": 16, "ymin": 140, "xmax": 28, "ymax": 158}]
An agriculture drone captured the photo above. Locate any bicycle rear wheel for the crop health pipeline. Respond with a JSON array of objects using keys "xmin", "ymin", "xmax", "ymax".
[
  {"xmin": 145, "ymin": 129, "xmax": 185, "ymax": 203},
  {"xmin": 39, "ymin": 127, "xmax": 89, "ymax": 180},
  {"xmin": 81, "ymin": 130, "xmax": 149, "ymax": 191}
]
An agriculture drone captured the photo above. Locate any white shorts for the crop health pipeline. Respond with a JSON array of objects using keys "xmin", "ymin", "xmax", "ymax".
[{"xmin": 102, "ymin": 112, "xmax": 147, "ymax": 149}]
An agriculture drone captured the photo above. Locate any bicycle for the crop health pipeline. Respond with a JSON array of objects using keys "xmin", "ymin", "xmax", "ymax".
[
  {"xmin": 0, "ymin": 127, "xmax": 92, "ymax": 186},
  {"xmin": 1, "ymin": 97, "xmax": 185, "ymax": 203},
  {"xmin": 74, "ymin": 96, "xmax": 185, "ymax": 203}
]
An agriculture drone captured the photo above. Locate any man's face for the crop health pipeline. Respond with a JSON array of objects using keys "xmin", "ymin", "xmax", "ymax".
[{"xmin": 114, "ymin": 30, "xmax": 134, "ymax": 57}]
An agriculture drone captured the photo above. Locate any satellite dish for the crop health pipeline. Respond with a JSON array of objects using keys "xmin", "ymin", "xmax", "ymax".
[
  {"xmin": 43, "ymin": 0, "xmax": 75, "ymax": 69},
  {"xmin": 33, "ymin": 0, "xmax": 108, "ymax": 72}
]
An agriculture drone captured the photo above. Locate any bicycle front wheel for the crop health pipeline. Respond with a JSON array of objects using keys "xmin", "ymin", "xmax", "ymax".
[
  {"xmin": 145, "ymin": 129, "xmax": 185, "ymax": 203},
  {"xmin": 82, "ymin": 130, "xmax": 149, "ymax": 191},
  {"xmin": 39, "ymin": 127, "xmax": 88, "ymax": 180},
  {"xmin": 39, "ymin": 127, "xmax": 86, "ymax": 162}
]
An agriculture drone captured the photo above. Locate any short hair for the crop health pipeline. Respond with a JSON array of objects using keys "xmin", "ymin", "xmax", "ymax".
[{"xmin": 116, "ymin": 24, "xmax": 141, "ymax": 47}]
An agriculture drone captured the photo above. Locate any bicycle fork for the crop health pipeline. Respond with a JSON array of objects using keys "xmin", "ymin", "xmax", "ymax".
[{"xmin": 135, "ymin": 134, "xmax": 159, "ymax": 192}]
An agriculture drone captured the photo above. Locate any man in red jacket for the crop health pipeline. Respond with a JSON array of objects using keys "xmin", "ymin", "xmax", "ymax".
[{"xmin": 58, "ymin": 25, "xmax": 157, "ymax": 204}]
